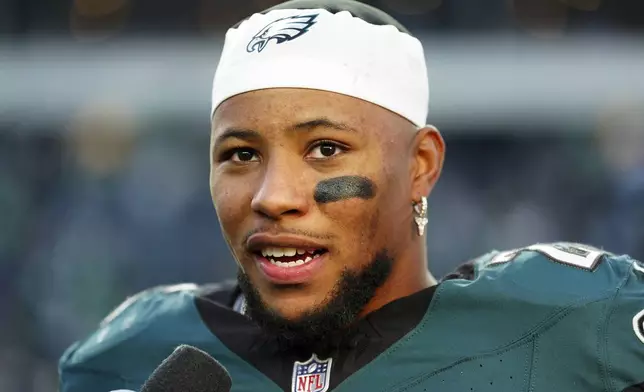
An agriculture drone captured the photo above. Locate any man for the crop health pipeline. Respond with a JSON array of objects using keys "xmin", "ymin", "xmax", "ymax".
[{"xmin": 59, "ymin": 1, "xmax": 644, "ymax": 391}]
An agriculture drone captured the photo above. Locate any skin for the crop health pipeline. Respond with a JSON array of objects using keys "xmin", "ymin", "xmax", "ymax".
[{"xmin": 210, "ymin": 88, "xmax": 445, "ymax": 321}]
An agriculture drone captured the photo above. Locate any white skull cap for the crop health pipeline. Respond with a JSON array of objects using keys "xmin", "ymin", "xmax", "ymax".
[{"xmin": 211, "ymin": 8, "xmax": 429, "ymax": 127}]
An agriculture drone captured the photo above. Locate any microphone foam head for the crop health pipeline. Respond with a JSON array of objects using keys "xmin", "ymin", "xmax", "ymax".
[{"xmin": 141, "ymin": 345, "xmax": 232, "ymax": 392}]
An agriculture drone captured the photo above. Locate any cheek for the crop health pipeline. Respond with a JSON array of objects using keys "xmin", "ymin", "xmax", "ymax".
[
  {"xmin": 210, "ymin": 174, "xmax": 251, "ymax": 237},
  {"xmin": 321, "ymin": 198, "xmax": 383, "ymax": 272},
  {"xmin": 315, "ymin": 178, "xmax": 383, "ymax": 255},
  {"xmin": 317, "ymin": 174, "xmax": 404, "ymax": 257}
]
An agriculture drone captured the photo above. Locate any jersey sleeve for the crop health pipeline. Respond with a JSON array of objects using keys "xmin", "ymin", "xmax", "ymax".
[
  {"xmin": 58, "ymin": 342, "xmax": 135, "ymax": 392},
  {"xmin": 603, "ymin": 257, "xmax": 644, "ymax": 392},
  {"xmin": 58, "ymin": 284, "xmax": 200, "ymax": 392},
  {"xmin": 57, "ymin": 288, "xmax": 153, "ymax": 392}
]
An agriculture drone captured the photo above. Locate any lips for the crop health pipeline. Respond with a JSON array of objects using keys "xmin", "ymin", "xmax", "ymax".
[
  {"xmin": 255, "ymin": 252, "xmax": 327, "ymax": 284},
  {"xmin": 246, "ymin": 233, "xmax": 329, "ymax": 284}
]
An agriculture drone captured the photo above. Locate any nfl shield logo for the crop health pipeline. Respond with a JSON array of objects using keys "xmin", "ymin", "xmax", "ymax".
[{"xmin": 291, "ymin": 354, "xmax": 332, "ymax": 392}]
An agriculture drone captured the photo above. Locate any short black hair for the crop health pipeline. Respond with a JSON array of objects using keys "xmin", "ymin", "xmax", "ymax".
[{"xmin": 234, "ymin": 0, "xmax": 411, "ymax": 35}]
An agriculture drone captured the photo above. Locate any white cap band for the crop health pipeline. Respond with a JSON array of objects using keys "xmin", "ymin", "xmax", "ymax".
[{"xmin": 211, "ymin": 9, "xmax": 429, "ymax": 127}]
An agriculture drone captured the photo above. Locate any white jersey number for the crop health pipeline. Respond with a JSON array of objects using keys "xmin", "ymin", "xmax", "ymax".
[{"xmin": 489, "ymin": 242, "xmax": 607, "ymax": 271}]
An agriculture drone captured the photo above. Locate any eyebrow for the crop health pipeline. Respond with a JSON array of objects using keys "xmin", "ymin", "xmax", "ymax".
[
  {"xmin": 213, "ymin": 128, "xmax": 260, "ymax": 146},
  {"xmin": 291, "ymin": 118, "xmax": 357, "ymax": 133},
  {"xmin": 212, "ymin": 118, "xmax": 356, "ymax": 146}
]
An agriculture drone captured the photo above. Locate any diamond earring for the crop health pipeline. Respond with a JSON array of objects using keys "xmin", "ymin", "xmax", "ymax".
[{"xmin": 413, "ymin": 196, "xmax": 428, "ymax": 236}]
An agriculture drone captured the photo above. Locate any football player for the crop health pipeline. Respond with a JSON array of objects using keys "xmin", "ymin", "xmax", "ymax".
[{"xmin": 59, "ymin": 1, "xmax": 644, "ymax": 391}]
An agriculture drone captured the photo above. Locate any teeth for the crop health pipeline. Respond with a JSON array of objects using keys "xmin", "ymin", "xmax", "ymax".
[
  {"xmin": 272, "ymin": 248, "xmax": 284, "ymax": 257},
  {"xmin": 261, "ymin": 247, "xmax": 319, "ymax": 257},
  {"xmin": 260, "ymin": 246, "xmax": 326, "ymax": 268},
  {"xmin": 268, "ymin": 254, "xmax": 319, "ymax": 268}
]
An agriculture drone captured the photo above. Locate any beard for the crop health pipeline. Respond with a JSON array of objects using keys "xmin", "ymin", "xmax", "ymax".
[{"xmin": 237, "ymin": 249, "xmax": 393, "ymax": 354}]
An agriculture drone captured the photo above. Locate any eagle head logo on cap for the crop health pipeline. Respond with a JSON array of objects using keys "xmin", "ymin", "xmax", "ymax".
[{"xmin": 247, "ymin": 14, "xmax": 318, "ymax": 53}]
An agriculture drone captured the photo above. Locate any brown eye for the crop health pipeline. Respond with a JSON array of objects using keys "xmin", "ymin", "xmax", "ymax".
[
  {"xmin": 230, "ymin": 148, "xmax": 259, "ymax": 163},
  {"xmin": 320, "ymin": 144, "xmax": 337, "ymax": 157},
  {"xmin": 308, "ymin": 141, "xmax": 345, "ymax": 159}
]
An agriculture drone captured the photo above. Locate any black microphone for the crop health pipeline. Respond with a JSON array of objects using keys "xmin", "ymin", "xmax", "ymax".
[{"xmin": 140, "ymin": 345, "xmax": 232, "ymax": 392}]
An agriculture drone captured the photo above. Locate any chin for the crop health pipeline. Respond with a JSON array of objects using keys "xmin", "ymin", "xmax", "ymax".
[
  {"xmin": 238, "ymin": 254, "xmax": 393, "ymax": 350},
  {"xmin": 268, "ymin": 305, "xmax": 312, "ymax": 323},
  {"xmin": 259, "ymin": 286, "xmax": 330, "ymax": 320}
]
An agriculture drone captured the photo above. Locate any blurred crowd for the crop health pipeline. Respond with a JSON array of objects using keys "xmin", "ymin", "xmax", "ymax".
[
  {"xmin": 1, "ymin": 103, "xmax": 643, "ymax": 391},
  {"xmin": 3, "ymin": 0, "xmax": 644, "ymax": 37},
  {"xmin": 1, "ymin": 0, "xmax": 644, "ymax": 391}
]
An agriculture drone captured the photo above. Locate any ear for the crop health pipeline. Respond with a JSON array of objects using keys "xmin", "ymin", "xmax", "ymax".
[{"xmin": 409, "ymin": 125, "xmax": 445, "ymax": 201}]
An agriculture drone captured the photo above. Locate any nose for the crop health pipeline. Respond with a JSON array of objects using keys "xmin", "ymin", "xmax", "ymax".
[{"xmin": 250, "ymin": 159, "xmax": 309, "ymax": 220}]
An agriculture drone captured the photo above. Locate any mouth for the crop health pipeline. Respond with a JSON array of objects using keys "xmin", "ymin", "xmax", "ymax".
[
  {"xmin": 246, "ymin": 234, "xmax": 330, "ymax": 284},
  {"xmin": 258, "ymin": 247, "xmax": 327, "ymax": 268}
]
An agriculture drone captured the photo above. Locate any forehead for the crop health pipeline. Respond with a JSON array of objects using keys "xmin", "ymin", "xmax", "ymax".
[{"xmin": 211, "ymin": 88, "xmax": 408, "ymax": 136}]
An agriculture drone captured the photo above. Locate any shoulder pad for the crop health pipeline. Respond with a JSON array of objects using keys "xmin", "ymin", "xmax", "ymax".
[
  {"xmin": 470, "ymin": 242, "xmax": 635, "ymax": 303},
  {"xmin": 100, "ymin": 283, "xmax": 199, "ymax": 327},
  {"xmin": 60, "ymin": 283, "xmax": 199, "ymax": 370},
  {"xmin": 482, "ymin": 242, "xmax": 611, "ymax": 271}
]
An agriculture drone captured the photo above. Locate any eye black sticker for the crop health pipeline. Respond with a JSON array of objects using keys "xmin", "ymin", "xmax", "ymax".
[{"xmin": 314, "ymin": 176, "xmax": 376, "ymax": 204}]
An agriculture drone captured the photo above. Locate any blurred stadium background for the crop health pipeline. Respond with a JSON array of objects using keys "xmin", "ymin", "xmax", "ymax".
[{"xmin": 1, "ymin": 0, "xmax": 644, "ymax": 390}]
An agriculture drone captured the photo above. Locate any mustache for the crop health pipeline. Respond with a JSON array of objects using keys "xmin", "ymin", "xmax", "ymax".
[{"xmin": 242, "ymin": 226, "xmax": 333, "ymax": 245}]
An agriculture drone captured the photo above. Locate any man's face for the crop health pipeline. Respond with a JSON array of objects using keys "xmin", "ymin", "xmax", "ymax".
[{"xmin": 210, "ymin": 88, "xmax": 417, "ymax": 322}]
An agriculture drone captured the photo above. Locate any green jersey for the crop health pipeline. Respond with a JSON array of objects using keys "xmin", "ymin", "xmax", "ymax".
[{"xmin": 59, "ymin": 243, "xmax": 644, "ymax": 391}]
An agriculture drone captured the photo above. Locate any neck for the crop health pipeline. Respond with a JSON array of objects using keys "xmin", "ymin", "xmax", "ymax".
[{"xmin": 359, "ymin": 246, "xmax": 435, "ymax": 317}]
